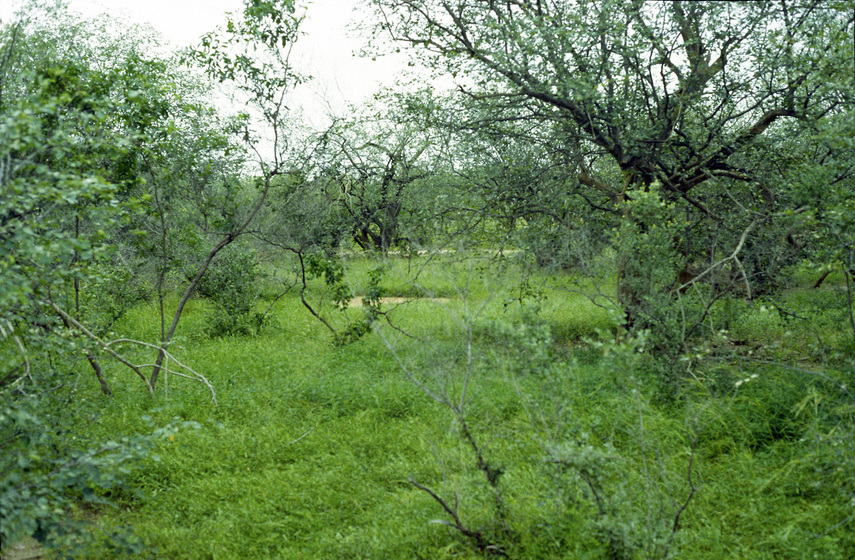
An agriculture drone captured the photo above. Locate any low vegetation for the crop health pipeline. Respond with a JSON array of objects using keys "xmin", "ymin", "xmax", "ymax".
[{"xmin": 5, "ymin": 251, "xmax": 854, "ymax": 559}]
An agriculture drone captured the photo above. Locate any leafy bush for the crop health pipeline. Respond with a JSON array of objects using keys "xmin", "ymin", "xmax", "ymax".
[
  {"xmin": 79, "ymin": 261, "xmax": 151, "ymax": 335},
  {"xmin": 195, "ymin": 245, "xmax": 263, "ymax": 336},
  {"xmin": 0, "ymin": 391, "xmax": 188, "ymax": 556}
]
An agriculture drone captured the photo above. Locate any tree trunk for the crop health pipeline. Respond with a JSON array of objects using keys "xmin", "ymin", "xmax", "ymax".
[
  {"xmin": 148, "ymin": 234, "xmax": 236, "ymax": 389},
  {"xmin": 86, "ymin": 354, "xmax": 112, "ymax": 396},
  {"xmin": 812, "ymin": 269, "xmax": 833, "ymax": 289}
]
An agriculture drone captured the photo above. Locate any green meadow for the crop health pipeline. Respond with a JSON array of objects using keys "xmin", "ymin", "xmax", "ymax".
[{"xmin": 37, "ymin": 253, "xmax": 855, "ymax": 559}]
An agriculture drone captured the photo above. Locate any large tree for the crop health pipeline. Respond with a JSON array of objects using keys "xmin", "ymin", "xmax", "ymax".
[
  {"xmin": 368, "ymin": 0, "xmax": 855, "ymax": 325},
  {"xmin": 369, "ymin": 0, "xmax": 851, "ymax": 198},
  {"xmin": 309, "ymin": 93, "xmax": 440, "ymax": 253}
]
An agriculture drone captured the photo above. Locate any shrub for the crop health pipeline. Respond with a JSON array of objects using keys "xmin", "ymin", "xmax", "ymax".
[
  {"xmin": 195, "ymin": 245, "xmax": 263, "ymax": 336},
  {"xmin": 79, "ymin": 260, "xmax": 151, "ymax": 335},
  {"xmin": 0, "ymin": 390, "xmax": 186, "ymax": 556}
]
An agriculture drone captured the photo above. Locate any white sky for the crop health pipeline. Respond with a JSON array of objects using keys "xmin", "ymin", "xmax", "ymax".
[{"xmin": 0, "ymin": 0, "xmax": 409, "ymax": 126}]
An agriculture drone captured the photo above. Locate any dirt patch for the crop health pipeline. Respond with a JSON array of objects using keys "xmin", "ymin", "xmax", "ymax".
[
  {"xmin": 1, "ymin": 537, "xmax": 45, "ymax": 560},
  {"xmin": 348, "ymin": 296, "xmax": 449, "ymax": 308}
]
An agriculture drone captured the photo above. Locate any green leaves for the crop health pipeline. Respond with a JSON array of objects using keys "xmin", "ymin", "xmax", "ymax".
[
  {"xmin": 0, "ymin": 2, "xmax": 241, "ymax": 547},
  {"xmin": 306, "ymin": 252, "xmax": 351, "ymax": 309},
  {"xmin": 188, "ymin": 0, "xmax": 305, "ymax": 110},
  {"xmin": 195, "ymin": 245, "xmax": 263, "ymax": 337},
  {"xmin": 0, "ymin": 396, "xmax": 189, "ymax": 549}
]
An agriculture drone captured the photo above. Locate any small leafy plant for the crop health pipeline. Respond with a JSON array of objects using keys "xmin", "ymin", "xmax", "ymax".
[{"xmin": 195, "ymin": 245, "xmax": 263, "ymax": 336}]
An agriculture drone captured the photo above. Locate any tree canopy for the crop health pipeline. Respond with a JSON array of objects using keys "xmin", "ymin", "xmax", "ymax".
[
  {"xmin": 369, "ymin": 0, "xmax": 852, "ymax": 198},
  {"xmin": 366, "ymin": 0, "xmax": 854, "ymax": 330}
]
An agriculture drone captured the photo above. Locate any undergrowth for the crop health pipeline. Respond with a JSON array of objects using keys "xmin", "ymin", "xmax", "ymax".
[{"xmin": 21, "ymin": 257, "xmax": 855, "ymax": 559}]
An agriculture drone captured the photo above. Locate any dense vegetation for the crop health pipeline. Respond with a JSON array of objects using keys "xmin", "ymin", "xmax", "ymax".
[{"xmin": 1, "ymin": 0, "xmax": 853, "ymax": 558}]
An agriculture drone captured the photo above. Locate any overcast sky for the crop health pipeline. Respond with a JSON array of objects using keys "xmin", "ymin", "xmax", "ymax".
[{"xmin": 0, "ymin": 0, "xmax": 409, "ymax": 125}]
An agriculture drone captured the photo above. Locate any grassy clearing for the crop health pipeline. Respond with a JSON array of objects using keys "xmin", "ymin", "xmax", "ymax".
[{"xmin": 49, "ymin": 256, "xmax": 855, "ymax": 559}]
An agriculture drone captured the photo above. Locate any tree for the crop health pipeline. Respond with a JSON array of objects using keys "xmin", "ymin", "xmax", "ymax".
[
  {"xmin": 310, "ymin": 91, "xmax": 439, "ymax": 253},
  {"xmin": 0, "ymin": 1, "xmax": 169, "ymax": 396},
  {"xmin": 0, "ymin": 1, "xmax": 202, "ymax": 549},
  {"xmin": 124, "ymin": 64, "xmax": 263, "ymax": 373},
  {"xmin": 141, "ymin": 0, "xmax": 307, "ymax": 386},
  {"xmin": 368, "ymin": 0, "xmax": 855, "ymax": 328},
  {"xmin": 407, "ymin": 87, "xmax": 616, "ymax": 267}
]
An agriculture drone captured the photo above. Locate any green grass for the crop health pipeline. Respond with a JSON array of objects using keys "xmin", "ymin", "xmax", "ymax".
[{"xmin": 46, "ymin": 255, "xmax": 855, "ymax": 559}]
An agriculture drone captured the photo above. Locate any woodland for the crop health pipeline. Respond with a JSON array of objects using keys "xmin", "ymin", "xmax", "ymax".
[{"xmin": 1, "ymin": 0, "xmax": 854, "ymax": 558}]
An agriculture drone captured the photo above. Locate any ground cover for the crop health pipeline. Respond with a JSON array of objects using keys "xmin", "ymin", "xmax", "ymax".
[{"xmin": 31, "ymin": 255, "xmax": 855, "ymax": 559}]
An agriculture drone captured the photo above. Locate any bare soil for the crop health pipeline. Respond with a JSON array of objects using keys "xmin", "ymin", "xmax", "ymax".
[
  {"xmin": 1, "ymin": 537, "xmax": 45, "ymax": 560},
  {"xmin": 348, "ymin": 296, "xmax": 449, "ymax": 307}
]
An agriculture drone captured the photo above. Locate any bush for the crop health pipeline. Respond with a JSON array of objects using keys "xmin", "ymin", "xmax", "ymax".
[
  {"xmin": 195, "ymin": 245, "xmax": 263, "ymax": 336},
  {"xmin": 79, "ymin": 260, "xmax": 151, "ymax": 335},
  {"xmin": 0, "ymin": 390, "xmax": 183, "ymax": 556}
]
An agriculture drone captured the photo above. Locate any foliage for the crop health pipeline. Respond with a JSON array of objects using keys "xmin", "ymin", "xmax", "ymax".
[
  {"xmin": 195, "ymin": 244, "xmax": 264, "ymax": 337},
  {"xmin": 368, "ymin": 0, "xmax": 855, "ymax": 345},
  {"xmin": 0, "ymin": 0, "xmax": 234, "ymax": 550},
  {"xmin": 76, "ymin": 262, "xmax": 152, "ymax": 337},
  {"xmin": 300, "ymin": 252, "xmax": 388, "ymax": 345},
  {"xmin": 338, "ymin": 262, "xmax": 387, "ymax": 344},
  {"xmin": 0, "ymin": 386, "xmax": 195, "ymax": 555},
  {"xmin": 0, "ymin": 0, "xmax": 197, "ymax": 401},
  {"xmin": 611, "ymin": 183, "xmax": 701, "ymax": 394},
  {"xmin": 193, "ymin": 0, "xmax": 305, "ymax": 113},
  {"xmin": 0, "ymin": 16, "xmax": 133, "ymax": 346},
  {"xmin": 256, "ymin": 170, "xmax": 352, "ymax": 254},
  {"xmin": 306, "ymin": 91, "xmax": 442, "ymax": 253}
]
